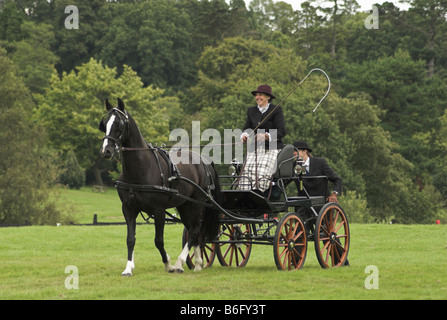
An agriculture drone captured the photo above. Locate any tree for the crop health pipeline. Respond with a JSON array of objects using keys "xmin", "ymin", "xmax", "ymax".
[
  {"xmin": 345, "ymin": 3, "xmax": 404, "ymax": 63},
  {"xmin": 307, "ymin": 0, "xmax": 359, "ymax": 60},
  {"xmin": 34, "ymin": 58, "xmax": 170, "ymax": 186},
  {"xmin": 341, "ymin": 50, "xmax": 426, "ymax": 127},
  {"xmin": 0, "ymin": 1, "xmax": 26, "ymax": 42},
  {"xmin": 97, "ymin": 0, "xmax": 196, "ymax": 89},
  {"xmin": 4, "ymin": 21, "xmax": 59, "ymax": 95},
  {"xmin": 180, "ymin": 0, "xmax": 242, "ymax": 46},
  {"xmin": 401, "ymin": 0, "xmax": 447, "ymax": 78},
  {"xmin": 293, "ymin": 1, "xmax": 327, "ymax": 59},
  {"xmin": 0, "ymin": 47, "xmax": 61, "ymax": 225},
  {"xmin": 59, "ymin": 150, "xmax": 85, "ymax": 189}
]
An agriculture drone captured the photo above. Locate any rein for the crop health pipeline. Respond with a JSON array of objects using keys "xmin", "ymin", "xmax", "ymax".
[{"xmin": 121, "ymin": 146, "xmax": 150, "ymax": 152}]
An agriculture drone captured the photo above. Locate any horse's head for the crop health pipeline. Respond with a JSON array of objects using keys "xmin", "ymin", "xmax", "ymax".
[{"xmin": 99, "ymin": 98, "xmax": 129, "ymax": 159}]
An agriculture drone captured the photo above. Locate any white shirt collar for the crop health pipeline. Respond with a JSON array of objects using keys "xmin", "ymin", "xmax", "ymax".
[
  {"xmin": 257, "ymin": 104, "xmax": 270, "ymax": 113},
  {"xmin": 303, "ymin": 157, "xmax": 310, "ymax": 167}
]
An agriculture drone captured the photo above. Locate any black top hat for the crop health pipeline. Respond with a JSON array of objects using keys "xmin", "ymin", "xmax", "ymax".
[{"xmin": 293, "ymin": 140, "xmax": 312, "ymax": 152}]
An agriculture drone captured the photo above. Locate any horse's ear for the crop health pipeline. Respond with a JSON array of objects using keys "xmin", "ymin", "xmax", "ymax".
[
  {"xmin": 105, "ymin": 98, "xmax": 113, "ymax": 111},
  {"xmin": 117, "ymin": 98, "xmax": 125, "ymax": 111}
]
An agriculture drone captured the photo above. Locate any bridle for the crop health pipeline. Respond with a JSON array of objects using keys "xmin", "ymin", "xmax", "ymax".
[
  {"xmin": 100, "ymin": 107, "xmax": 129, "ymax": 151},
  {"xmin": 100, "ymin": 107, "xmax": 150, "ymax": 153},
  {"xmin": 100, "ymin": 106, "xmax": 169, "ymax": 186}
]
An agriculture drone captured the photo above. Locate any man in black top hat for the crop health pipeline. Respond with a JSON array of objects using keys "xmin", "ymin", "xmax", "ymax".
[
  {"xmin": 293, "ymin": 140, "xmax": 342, "ymax": 203},
  {"xmin": 293, "ymin": 141, "xmax": 349, "ymax": 267}
]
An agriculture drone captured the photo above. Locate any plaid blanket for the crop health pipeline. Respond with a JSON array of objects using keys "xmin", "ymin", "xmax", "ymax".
[{"xmin": 239, "ymin": 148, "xmax": 279, "ymax": 191}]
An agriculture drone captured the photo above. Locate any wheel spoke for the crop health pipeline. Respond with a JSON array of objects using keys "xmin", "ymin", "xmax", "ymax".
[
  {"xmin": 279, "ymin": 246, "xmax": 287, "ymax": 260},
  {"xmin": 324, "ymin": 210, "xmax": 332, "ymax": 232},
  {"xmin": 332, "ymin": 210, "xmax": 340, "ymax": 229},
  {"xmin": 321, "ymin": 240, "xmax": 330, "ymax": 257},
  {"xmin": 202, "ymin": 249, "xmax": 209, "ymax": 263},
  {"xmin": 229, "ymin": 245, "xmax": 235, "ymax": 265},
  {"xmin": 292, "ymin": 247, "xmax": 303, "ymax": 260},
  {"xmin": 292, "ymin": 230, "xmax": 304, "ymax": 242},
  {"xmin": 330, "ymin": 245, "xmax": 335, "ymax": 266},
  {"xmin": 334, "ymin": 217, "xmax": 345, "ymax": 233},
  {"xmin": 284, "ymin": 250, "xmax": 289, "ymax": 266},
  {"xmin": 334, "ymin": 239, "xmax": 346, "ymax": 252},
  {"xmin": 320, "ymin": 220, "xmax": 330, "ymax": 236},
  {"xmin": 289, "ymin": 221, "xmax": 298, "ymax": 238},
  {"xmin": 222, "ymin": 244, "xmax": 231, "ymax": 260},
  {"xmin": 237, "ymin": 245, "xmax": 247, "ymax": 261}
]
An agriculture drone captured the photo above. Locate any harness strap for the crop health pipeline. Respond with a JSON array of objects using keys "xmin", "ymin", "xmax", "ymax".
[
  {"xmin": 114, "ymin": 180, "xmax": 214, "ymax": 208},
  {"xmin": 150, "ymin": 146, "xmax": 165, "ymax": 187}
]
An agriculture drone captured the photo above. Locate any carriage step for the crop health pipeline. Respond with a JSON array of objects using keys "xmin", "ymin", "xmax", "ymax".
[{"xmin": 287, "ymin": 196, "xmax": 326, "ymax": 207}]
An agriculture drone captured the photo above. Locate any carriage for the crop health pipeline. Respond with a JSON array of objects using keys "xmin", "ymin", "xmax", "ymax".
[
  {"xmin": 181, "ymin": 144, "xmax": 350, "ymax": 271},
  {"xmin": 99, "ymin": 98, "xmax": 349, "ymax": 275}
]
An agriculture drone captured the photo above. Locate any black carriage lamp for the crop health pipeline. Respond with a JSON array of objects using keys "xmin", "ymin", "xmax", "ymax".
[
  {"xmin": 294, "ymin": 156, "xmax": 306, "ymax": 191},
  {"xmin": 228, "ymin": 158, "xmax": 242, "ymax": 176}
]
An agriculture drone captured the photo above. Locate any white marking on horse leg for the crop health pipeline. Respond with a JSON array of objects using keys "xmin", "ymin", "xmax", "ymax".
[
  {"xmin": 101, "ymin": 114, "xmax": 116, "ymax": 153},
  {"xmin": 173, "ymin": 243, "xmax": 189, "ymax": 273},
  {"xmin": 164, "ymin": 253, "xmax": 174, "ymax": 272},
  {"xmin": 122, "ymin": 252, "xmax": 134, "ymax": 276},
  {"xmin": 193, "ymin": 246, "xmax": 203, "ymax": 272}
]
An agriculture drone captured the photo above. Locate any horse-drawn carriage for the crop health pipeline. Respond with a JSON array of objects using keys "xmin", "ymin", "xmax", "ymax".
[
  {"xmin": 182, "ymin": 144, "xmax": 350, "ymax": 271},
  {"xmin": 99, "ymin": 98, "xmax": 350, "ymax": 275}
]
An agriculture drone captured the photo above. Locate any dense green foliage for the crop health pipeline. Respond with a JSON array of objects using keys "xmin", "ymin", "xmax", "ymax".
[
  {"xmin": 1, "ymin": 0, "xmax": 446, "ymax": 224},
  {"xmin": 0, "ymin": 48, "xmax": 61, "ymax": 225}
]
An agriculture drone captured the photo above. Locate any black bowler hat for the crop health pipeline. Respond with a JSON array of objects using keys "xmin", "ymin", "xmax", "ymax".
[{"xmin": 293, "ymin": 140, "xmax": 312, "ymax": 152}]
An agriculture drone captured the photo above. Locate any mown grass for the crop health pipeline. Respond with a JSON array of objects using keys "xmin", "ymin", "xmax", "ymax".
[
  {"xmin": 57, "ymin": 187, "xmax": 126, "ymax": 224},
  {"xmin": 1, "ymin": 223, "xmax": 446, "ymax": 300},
  {"xmin": 1, "ymin": 187, "xmax": 446, "ymax": 300}
]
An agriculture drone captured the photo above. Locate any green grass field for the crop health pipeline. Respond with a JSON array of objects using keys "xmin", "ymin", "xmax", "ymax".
[{"xmin": 1, "ymin": 187, "xmax": 446, "ymax": 300}]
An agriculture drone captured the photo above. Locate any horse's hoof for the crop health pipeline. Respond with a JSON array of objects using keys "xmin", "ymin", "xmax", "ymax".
[
  {"xmin": 175, "ymin": 268, "xmax": 184, "ymax": 274},
  {"xmin": 121, "ymin": 272, "xmax": 132, "ymax": 277},
  {"xmin": 168, "ymin": 269, "xmax": 175, "ymax": 273}
]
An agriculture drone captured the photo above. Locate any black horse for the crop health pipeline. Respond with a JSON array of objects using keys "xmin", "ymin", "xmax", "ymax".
[{"xmin": 99, "ymin": 98, "xmax": 220, "ymax": 275}]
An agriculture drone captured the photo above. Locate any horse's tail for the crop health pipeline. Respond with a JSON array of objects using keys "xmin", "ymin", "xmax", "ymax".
[{"xmin": 203, "ymin": 163, "xmax": 221, "ymax": 243}]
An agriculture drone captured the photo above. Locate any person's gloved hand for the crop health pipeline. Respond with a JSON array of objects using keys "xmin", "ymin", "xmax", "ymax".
[{"xmin": 327, "ymin": 192, "xmax": 338, "ymax": 203}]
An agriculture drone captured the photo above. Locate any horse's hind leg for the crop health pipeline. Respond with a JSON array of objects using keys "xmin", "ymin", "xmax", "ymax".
[
  {"xmin": 193, "ymin": 245, "xmax": 203, "ymax": 272},
  {"xmin": 153, "ymin": 210, "xmax": 174, "ymax": 272},
  {"xmin": 174, "ymin": 204, "xmax": 204, "ymax": 272},
  {"xmin": 173, "ymin": 243, "xmax": 189, "ymax": 273},
  {"xmin": 173, "ymin": 235, "xmax": 202, "ymax": 272}
]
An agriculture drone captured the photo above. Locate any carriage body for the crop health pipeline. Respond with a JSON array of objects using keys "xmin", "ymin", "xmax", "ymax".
[{"xmin": 183, "ymin": 145, "xmax": 350, "ymax": 271}]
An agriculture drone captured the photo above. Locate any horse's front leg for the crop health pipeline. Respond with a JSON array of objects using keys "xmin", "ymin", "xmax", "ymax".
[
  {"xmin": 154, "ymin": 211, "xmax": 174, "ymax": 272},
  {"xmin": 122, "ymin": 206, "xmax": 138, "ymax": 276}
]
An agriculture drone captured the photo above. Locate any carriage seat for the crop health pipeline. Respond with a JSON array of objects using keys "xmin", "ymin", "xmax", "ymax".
[{"xmin": 273, "ymin": 144, "xmax": 295, "ymax": 179}]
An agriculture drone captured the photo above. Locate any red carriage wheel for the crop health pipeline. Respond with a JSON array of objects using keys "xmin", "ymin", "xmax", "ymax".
[
  {"xmin": 273, "ymin": 212, "xmax": 307, "ymax": 271},
  {"xmin": 216, "ymin": 223, "xmax": 252, "ymax": 267},
  {"xmin": 314, "ymin": 203, "xmax": 350, "ymax": 268}
]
